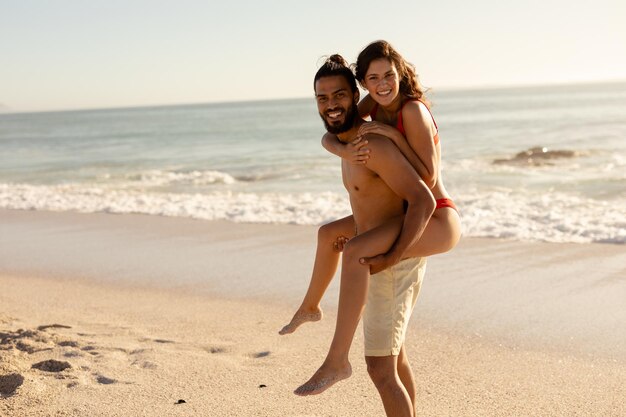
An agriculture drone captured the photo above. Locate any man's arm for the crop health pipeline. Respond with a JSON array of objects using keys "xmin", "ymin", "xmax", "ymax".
[
  {"xmin": 357, "ymin": 94, "xmax": 376, "ymax": 118},
  {"xmin": 363, "ymin": 135, "xmax": 436, "ymax": 265}
]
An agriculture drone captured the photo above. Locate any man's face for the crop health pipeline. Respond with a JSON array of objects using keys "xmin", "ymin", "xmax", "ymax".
[{"xmin": 315, "ymin": 75, "xmax": 359, "ymax": 134}]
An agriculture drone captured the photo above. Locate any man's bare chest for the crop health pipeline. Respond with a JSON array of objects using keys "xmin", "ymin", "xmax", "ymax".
[{"xmin": 341, "ymin": 161, "xmax": 382, "ymax": 195}]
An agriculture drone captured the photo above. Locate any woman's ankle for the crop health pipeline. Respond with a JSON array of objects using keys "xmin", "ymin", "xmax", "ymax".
[{"xmin": 299, "ymin": 303, "xmax": 321, "ymax": 314}]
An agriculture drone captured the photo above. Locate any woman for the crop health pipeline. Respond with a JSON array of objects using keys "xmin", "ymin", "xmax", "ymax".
[{"xmin": 286, "ymin": 41, "xmax": 462, "ymax": 397}]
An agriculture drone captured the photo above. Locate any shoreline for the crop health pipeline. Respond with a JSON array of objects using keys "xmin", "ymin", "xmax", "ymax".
[{"xmin": 1, "ymin": 209, "xmax": 625, "ymax": 415}]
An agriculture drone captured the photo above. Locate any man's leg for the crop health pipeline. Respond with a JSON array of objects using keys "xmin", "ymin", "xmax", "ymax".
[
  {"xmin": 397, "ymin": 345, "xmax": 417, "ymax": 413},
  {"xmin": 366, "ymin": 355, "xmax": 414, "ymax": 417},
  {"xmin": 362, "ymin": 257, "xmax": 425, "ymax": 415}
]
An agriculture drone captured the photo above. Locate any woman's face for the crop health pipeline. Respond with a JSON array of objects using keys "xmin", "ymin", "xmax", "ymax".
[{"xmin": 362, "ymin": 58, "xmax": 400, "ymax": 107}]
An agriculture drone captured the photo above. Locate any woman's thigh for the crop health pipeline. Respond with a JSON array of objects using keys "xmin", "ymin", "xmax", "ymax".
[
  {"xmin": 318, "ymin": 215, "xmax": 356, "ymax": 243},
  {"xmin": 403, "ymin": 207, "xmax": 461, "ymax": 258},
  {"xmin": 343, "ymin": 216, "xmax": 405, "ymax": 259}
]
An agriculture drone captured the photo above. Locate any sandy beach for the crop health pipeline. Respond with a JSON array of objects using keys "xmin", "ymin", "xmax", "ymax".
[{"xmin": 1, "ymin": 209, "xmax": 625, "ymax": 416}]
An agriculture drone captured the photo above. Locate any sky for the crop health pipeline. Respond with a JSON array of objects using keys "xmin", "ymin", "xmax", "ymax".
[{"xmin": 1, "ymin": 0, "xmax": 625, "ymax": 112}]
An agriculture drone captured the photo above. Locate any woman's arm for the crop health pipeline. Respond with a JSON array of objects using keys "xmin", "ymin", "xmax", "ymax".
[
  {"xmin": 400, "ymin": 101, "xmax": 438, "ymax": 188},
  {"xmin": 321, "ymin": 132, "xmax": 370, "ymax": 164},
  {"xmin": 357, "ymin": 121, "xmax": 436, "ymax": 188}
]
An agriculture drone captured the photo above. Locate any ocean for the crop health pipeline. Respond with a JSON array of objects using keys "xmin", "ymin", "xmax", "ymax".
[{"xmin": 1, "ymin": 82, "xmax": 625, "ymax": 244}]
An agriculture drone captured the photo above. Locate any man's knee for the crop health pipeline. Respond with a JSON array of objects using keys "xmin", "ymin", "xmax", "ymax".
[{"xmin": 366, "ymin": 356, "xmax": 397, "ymax": 388}]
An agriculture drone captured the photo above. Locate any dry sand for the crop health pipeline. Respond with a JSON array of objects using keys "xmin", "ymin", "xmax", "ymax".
[{"xmin": 1, "ymin": 209, "xmax": 625, "ymax": 416}]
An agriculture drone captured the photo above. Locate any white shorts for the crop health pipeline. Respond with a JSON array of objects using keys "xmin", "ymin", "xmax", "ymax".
[{"xmin": 363, "ymin": 257, "xmax": 427, "ymax": 357}]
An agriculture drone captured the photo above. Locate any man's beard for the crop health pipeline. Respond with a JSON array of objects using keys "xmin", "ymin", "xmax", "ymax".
[{"xmin": 320, "ymin": 101, "xmax": 358, "ymax": 134}]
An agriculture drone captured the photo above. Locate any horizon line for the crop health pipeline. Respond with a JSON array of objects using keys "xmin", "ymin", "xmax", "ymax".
[{"xmin": 2, "ymin": 78, "xmax": 625, "ymax": 116}]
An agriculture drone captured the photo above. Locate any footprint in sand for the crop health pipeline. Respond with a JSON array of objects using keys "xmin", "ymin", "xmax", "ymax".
[
  {"xmin": 1, "ymin": 329, "xmax": 53, "ymax": 354},
  {"xmin": 153, "ymin": 339, "xmax": 175, "ymax": 344},
  {"xmin": 15, "ymin": 340, "xmax": 52, "ymax": 354},
  {"xmin": 0, "ymin": 373, "xmax": 24, "ymax": 397},
  {"xmin": 139, "ymin": 337, "xmax": 175, "ymax": 344},
  {"xmin": 131, "ymin": 360, "xmax": 158, "ymax": 370},
  {"xmin": 204, "ymin": 345, "xmax": 232, "ymax": 354},
  {"xmin": 32, "ymin": 359, "xmax": 72, "ymax": 372},
  {"xmin": 95, "ymin": 375, "xmax": 117, "ymax": 385},
  {"xmin": 81, "ymin": 346, "xmax": 100, "ymax": 356},
  {"xmin": 37, "ymin": 324, "xmax": 72, "ymax": 331}
]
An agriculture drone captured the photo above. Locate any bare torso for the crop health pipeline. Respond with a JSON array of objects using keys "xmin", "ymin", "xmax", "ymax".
[{"xmin": 342, "ymin": 134, "xmax": 406, "ymax": 234}]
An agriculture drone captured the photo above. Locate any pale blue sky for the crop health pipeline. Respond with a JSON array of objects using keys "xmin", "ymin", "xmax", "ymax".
[{"xmin": 2, "ymin": 0, "xmax": 625, "ymax": 112}]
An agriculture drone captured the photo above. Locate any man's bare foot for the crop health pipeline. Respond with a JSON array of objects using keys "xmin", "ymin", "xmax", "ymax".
[
  {"xmin": 294, "ymin": 361, "xmax": 352, "ymax": 396},
  {"xmin": 278, "ymin": 308, "xmax": 322, "ymax": 335}
]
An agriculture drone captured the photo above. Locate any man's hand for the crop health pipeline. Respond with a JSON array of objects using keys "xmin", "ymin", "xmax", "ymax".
[{"xmin": 360, "ymin": 251, "xmax": 402, "ymax": 275}]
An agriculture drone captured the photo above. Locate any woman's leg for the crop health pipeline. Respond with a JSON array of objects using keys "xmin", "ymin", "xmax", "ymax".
[
  {"xmin": 295, "ymin": 216, "xmax": 405, "ymax": 396},
  {"xmin": 282, "ymin": 207, "xmax": 460, "ymax": 334},
  {"xmin": 279, "ymin": 215, "xmax": 355, "ymax": 335}
]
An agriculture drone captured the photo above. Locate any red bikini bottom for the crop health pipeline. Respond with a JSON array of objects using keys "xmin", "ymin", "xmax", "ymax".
[{"xmin": 435, "ymin": 198, "xmax": 457, "ymax": 212}]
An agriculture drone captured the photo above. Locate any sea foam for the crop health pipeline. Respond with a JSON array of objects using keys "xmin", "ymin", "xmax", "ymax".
[
  {"xmin": 0, "ymin": 183, "xmax": 349, "ymax": 225},
  {"xmin": 122, "ymin": 170, "xmax": 237, "ymax": 186},
  {"xmin": 457, "ymin": 189, "xmax": 626, "ymax": 244},
  {"xmin": 1, "ymin": 183, "xmax": 624, "ymax": 244}
]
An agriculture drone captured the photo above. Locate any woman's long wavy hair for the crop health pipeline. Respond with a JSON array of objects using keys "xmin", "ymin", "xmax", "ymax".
[{"xmin": 354, "ymin": 40, "xmax": 429, "ymax": 107}]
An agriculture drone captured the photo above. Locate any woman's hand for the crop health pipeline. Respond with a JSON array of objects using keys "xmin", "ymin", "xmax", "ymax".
[
  {"xmin": 343, "ymin": 136, "xmax": 370, "ymax": 165},
  {"xmin": 360, "ymin": 250, "xmax": 402, "ymax": 275},
  {"xmin": 322, "ymin": 132, "xmax": 370, "ymax": 164},
  {"xmin": 357, "ymin": 121, "xmax": 400, "ymax": 142},
  {"xmin": 333, "ymin": 235, "xmax": 350, "ymax": 252}
]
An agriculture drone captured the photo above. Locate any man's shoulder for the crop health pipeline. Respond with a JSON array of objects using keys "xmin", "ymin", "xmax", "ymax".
[
  {"xmin": 361, "ymin": 134, "xmax": 404, "ymax": 170},
  {"xmin": 362, "ymin": 133, "xmax": 392, "ymax": 148},
  {"xmin": 362, "ymin": 133, "xmax": 397, "ymax": 156}
]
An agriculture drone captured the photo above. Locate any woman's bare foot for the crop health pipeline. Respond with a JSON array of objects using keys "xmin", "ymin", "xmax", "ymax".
[
  {"xmin": 279, "ymin": 308, "xmax": 322, "ymax": 335},
  {"xmin": 294, "ymin": 361, "xmax": 352, "ymax": 396}
]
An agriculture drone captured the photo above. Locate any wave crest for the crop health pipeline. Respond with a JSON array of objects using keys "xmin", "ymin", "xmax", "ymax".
[{"xmin": 122, "ymin": 170, "xmax": 236, "ymax": 186}]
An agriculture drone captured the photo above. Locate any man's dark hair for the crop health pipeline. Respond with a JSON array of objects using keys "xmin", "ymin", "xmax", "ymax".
[{"xmin": 313, "ymin": 54, "xmax": 358, "ymax": 94}]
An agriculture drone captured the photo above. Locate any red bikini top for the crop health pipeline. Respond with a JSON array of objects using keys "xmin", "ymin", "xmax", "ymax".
[{"xmin": 370, "ymin": 99, "xmax": 439, "ymax": 145}]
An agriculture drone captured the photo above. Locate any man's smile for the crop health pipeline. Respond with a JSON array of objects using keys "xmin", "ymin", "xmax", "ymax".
[{"xmin": 326, "ymin": 109, "xmax": 344, "ymax": 120}]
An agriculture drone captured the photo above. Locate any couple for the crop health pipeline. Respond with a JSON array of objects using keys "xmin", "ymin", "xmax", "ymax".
[{"xmin": 280, "ymin": 40, "xmax": 461, "ymax": 417}]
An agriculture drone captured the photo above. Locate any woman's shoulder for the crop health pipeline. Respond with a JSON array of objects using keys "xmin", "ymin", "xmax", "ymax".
[
  {"xmin": 401, "ymin": 99, "xmax": 437, "ymax": 132},
  {"xmin": 400, "ymin": 98, "xmax": 429, "ymax": 114}
]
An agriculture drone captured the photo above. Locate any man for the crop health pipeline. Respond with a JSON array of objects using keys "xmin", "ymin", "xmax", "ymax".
[{"xmin": 295, "ymin": 55, "xmax": 435, "ymax": 417}]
